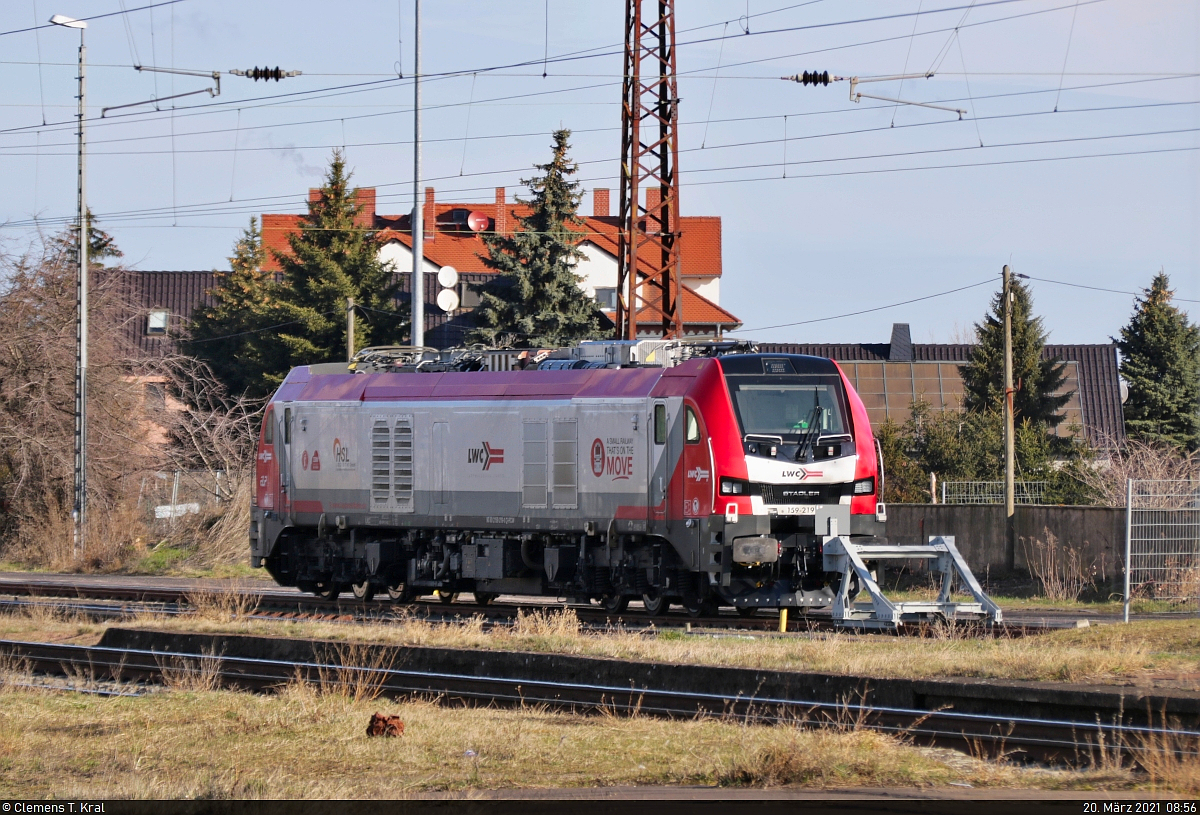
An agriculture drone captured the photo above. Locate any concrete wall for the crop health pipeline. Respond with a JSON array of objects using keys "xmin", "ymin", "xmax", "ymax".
[{"xmin": 886, "ymin": 504, "xmax": 1126, "ymax": 577}]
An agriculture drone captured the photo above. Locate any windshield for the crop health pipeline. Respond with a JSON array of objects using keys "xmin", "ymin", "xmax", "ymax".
[{"xmin": 725, "ymin": 375, "xmax": 848, "ymax": 439}]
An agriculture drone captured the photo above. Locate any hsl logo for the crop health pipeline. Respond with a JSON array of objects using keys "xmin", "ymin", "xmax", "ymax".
[{"xmin": 467, "ymin": 441, "xmax": 505, "ymax": 470}]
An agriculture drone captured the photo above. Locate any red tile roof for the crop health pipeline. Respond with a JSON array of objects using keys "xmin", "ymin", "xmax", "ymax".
[
  {"xmin": 260, "ymin": 191, "xmax": 723, "ymax": 281},
  {"xmin": 634, "ymin": 285, "xmax": 741, "ymax": 329}
]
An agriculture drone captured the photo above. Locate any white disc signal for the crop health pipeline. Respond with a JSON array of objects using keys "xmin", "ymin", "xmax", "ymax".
[{"xmin": 436, "ymin": 288, "xmax": 461, "ymax": 313}]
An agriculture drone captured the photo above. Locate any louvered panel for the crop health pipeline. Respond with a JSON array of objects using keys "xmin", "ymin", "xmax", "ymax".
[
  {"xmin": 393, "ymin": 417, "xmax": 414, "ymax": 513},
  {"xmin": 370, "ymin": 419, "xmax": 392, "ymax": 508}
]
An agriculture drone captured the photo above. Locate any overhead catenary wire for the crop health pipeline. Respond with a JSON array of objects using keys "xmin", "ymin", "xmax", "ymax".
[
  {"xmin": 4, "ymin": 0, "xmax": 1191, "ymax": 238},
  {"xmin": 1024, "ymin": 275, "xmax": 1200, "ymax": 304},
  {"xmin": 1053, "ymin": 0, "xmax": 1083, "ymax": 112},
  {"xmin": 891, "ymin": 0, "xmax": 925, "ymax": 127},
  {"xmin": 0, "ymin": 0, "xmax": 187, "ymax": 38},
  {"xmin": 0, "ymin": 0, "xmax": 1105, "ymax": 140},
  {"xmin": 734, "ymin": 278, "xmax": 995, "ymax": 333},
  {"xmin": 11, "ymin": 140, "xmax": 1196, "ymax": 234},
  {"xmin": 8, "ymin": 77, "xmax": 1197, "ymax": 160}
]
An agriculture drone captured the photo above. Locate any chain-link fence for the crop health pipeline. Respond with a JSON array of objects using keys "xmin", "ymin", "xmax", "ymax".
[
  {"xmin": 940, "ymin": 481, "xmax": 1047, "ymax": 505},
  {"xmin": 1124, "ymin": 478, "xmax": 1200, "ymax": 620},
  {"xmin": 138, "ymin": 470, "xmax": 231, "ymax": 529}
]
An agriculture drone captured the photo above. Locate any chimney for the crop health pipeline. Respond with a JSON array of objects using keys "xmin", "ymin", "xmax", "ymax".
[
  {"xmin": 354, "ymin": 188, "xmax": 376, "ymax": 228},
  {"xmin": 645, "ymin": 188, "xmax": 660, "ymax": 231},
  {"xmin": 889, "ymin": 323, "xmax": 913, "ymax": 361},
  {"xmin": 424, "ymin": 187, "xmax": 435, "ymax": 242},
  {"xmin": 494, "ymin": 187, "xmax": 507, "ymax": 235},
  {"xmin": 644, "ymin": 187, "xmax": 673, "ymax": 231},
  {"xmin": 593, "ymin": 188, "xmax": 610, "ymax": 218}
]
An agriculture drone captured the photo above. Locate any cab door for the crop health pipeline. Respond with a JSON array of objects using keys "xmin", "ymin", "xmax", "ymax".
[
  {"xmin": 681, "ymin": 403, "xmax": 712, "ymax": 522},
  {"xmin": 277, "ymin": 405, "xmax": 294, "ymax": 520},
  {"xmin": 649, "ymin": 401, "xmax": 669, "ymax": 524},
  {"xmin": 255, "ymin": 407, "xmax": 278, "ymax": 511}
]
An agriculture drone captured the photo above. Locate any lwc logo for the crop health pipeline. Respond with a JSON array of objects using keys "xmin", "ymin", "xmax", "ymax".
[{"xmin": 467, "ymin": 441, "xmax": 505, "ymax": 471}]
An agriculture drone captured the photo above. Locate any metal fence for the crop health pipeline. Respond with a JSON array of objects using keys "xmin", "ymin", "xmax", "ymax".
[
  {"xmin": 138, "ymin": 470, "xmax": 230, "ymax": 527},
  {"xmin": 941, "ymin": 481, "xmax": 1047, "ymax": 505},
  {"xmin": 1124, "ymin": 478, "xmax": 1200, "ymax": 620}
]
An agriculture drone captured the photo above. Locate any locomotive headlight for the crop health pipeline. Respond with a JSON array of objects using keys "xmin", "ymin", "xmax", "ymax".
[
  {"xmin": 720, "ymin": 477, "xmax": 749, "ymax": 495},
  {"xmin": 853, "ymin": 477, "xmax": 875, "ymax": 495}
]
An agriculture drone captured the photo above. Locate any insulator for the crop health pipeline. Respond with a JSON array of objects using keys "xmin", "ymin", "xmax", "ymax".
[{"xmin": 244, "ymin": 66, "xmax": 285, "ymax": 82}]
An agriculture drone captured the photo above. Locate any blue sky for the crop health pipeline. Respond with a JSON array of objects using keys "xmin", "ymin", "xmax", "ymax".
[{"xmin": 1, "ymin": 0, "xmax": 1196, "ymax": 345}]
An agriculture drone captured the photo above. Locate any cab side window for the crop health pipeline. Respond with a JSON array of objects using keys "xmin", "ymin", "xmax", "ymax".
[
  {"xmin": 263, "ymin": 409, "xmax": 274, "ymax": 444},
  {"xmin": 685, "ymin": 406, "xmax": 700, "ymax": 444},
  {"xmin": 654, "ymin": 404, "xmax": 667, "ymax": 445}
]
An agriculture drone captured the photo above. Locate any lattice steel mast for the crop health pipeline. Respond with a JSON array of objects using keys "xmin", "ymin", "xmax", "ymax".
[{"xmin": 615, "ymin": 0, "xmax": 683, "ymax": 340}]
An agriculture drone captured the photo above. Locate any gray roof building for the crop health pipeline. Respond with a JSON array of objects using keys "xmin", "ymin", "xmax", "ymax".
[{"xmin": 760, "ymin": 323, "xmax": 1125, "ymax": 447}]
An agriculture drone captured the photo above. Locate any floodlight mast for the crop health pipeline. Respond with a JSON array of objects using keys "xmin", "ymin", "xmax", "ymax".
[{"xmin": 49, "ymin": 13, "xmax": 88, "ymax": 555}]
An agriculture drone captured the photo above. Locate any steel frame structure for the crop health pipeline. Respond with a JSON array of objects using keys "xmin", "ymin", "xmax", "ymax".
[{"xmin": 616, "ymin": 0, "xmax": 683, "ymax": 340}]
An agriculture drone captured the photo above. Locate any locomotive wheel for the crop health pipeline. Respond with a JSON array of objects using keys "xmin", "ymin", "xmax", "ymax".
[
  {"xmin": 386, "ymin": 581, "xmax": 413, "ymax": 603},
  {"xmin": 735, "ymin": 606, "xmax": 760, "ymax": 618},
  {"xmin": 437, "ymin": 590, "xmax": 458, "ymax": 605},
  {"xmin": 473, "ymin": 592, "xmax": 498, "ymax": 606},
  {"xmin": 641, "ymin": 592, "xmax": 669, "ymax": 617},
  {"xmin": 601, "ymin": 594, "xmax": 629, "ymax": 614},
  {"xmin": 315, "ymin": 582, "xmax": 343, "ymax": 601},
  {"xmin": 684, "ymin": 597, "xmax": 720, "ymax": 618},
  {"xmin": 351, "ymin": 581, "xmax": 376, "ymax": 602}
]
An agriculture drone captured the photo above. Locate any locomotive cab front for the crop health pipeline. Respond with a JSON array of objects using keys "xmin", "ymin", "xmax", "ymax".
[{"xmin": 706, "ymin": 354, "xmax": 885, "ymax": 609}]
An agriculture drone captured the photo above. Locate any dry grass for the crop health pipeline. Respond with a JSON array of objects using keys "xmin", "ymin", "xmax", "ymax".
[
  {"xmin": 1136, "ymin": 719, "xmax": 1200, "ymax": 794},
  {"xmin": 1022, "ymin": 529, "xmax": 1097, "ymax": 602},
  {"xmin": 4, "ymin": 594, "xmax": 1198, "ymax": 688},
  {"xmin": 117, "ymin": 608, "xmax": 1200, "ymax": 687},
  {"xmin": 185, "ymin": 581, "xmax": 262, "ymax": 622},
  {"xmin": 0, "ymin": 680, "xmax": 1167, "ymax": 798},
  {"xmin": 310, "ymin": 641, "xmax": 398, "ymax": 704},
  {"xmin": 157, "ymin": 646, "xmax": 225, "ymax": 693}
]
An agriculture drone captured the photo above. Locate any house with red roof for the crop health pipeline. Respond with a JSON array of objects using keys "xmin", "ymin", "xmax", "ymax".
[{"xmin": 260, "ymin": 185, "xmax": 741, "ymax": 348}]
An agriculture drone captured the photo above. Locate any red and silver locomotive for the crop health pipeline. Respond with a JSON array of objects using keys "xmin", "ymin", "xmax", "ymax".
[{"xmin": 250, "ymin": 341, "xmax": 887, "ymax": 614}]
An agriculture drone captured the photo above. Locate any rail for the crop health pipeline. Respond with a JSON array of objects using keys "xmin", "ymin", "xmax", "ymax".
[{"xmin": 0, "ymin": 637, "xmax": 1194, "ymax": 765}]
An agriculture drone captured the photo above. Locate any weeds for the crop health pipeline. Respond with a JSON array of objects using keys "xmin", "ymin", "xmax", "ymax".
[
  {"xmin": 309, "ymin": 641, "xmax": 397, "ymax": 704},
  {"xmin": 1023, "ymin": 528, "xmax": 1096, "ymax": 602},
  {"xmin": 186, "ymin": 581, "xmax": 262, "ymax": 621},
  {"xmin": 157, "ymin": 646, "xmax": 225, "ymax": 692},
  {"xmin": 1135, "ymin": 712, "xmax": 1200, "ymax": 794}
]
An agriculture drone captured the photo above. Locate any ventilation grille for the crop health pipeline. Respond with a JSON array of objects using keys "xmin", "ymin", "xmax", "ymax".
[{"xmin": 371, "ymin": 415, "xmax": 414, "ymax": 513}]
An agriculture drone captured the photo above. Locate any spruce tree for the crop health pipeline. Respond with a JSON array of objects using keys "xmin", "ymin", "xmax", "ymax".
[
  {"xmin": 184, "ymin": 217, "xmax": 278, "ymax": 398},
  {"xmin": 960, "ymin": 278, "xmax": 1071, "ymax": 429},
  {"xmin": 1117, "ymin": 272, "xmax": 1200, "ymax": 450},
  {"xmin": 50, "ymin": 208, "xmax": 124, "ymax": 268},
  {"xmin": 469, "ymin": 130, "xmax": 606, "ymax": 348},
  {"xmin": 268, "ymin": 150, "xmax": 406, "ymax": 383}
]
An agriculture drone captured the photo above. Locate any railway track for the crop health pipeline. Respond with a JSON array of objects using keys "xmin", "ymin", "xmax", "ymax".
[
  {"xmin": 0, "ymin": 636, "xmax": 1193, "ymax": 765},
  {"xmin": 0, "ymin": 574, "xmax": 1088, "ymax": 636}
]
